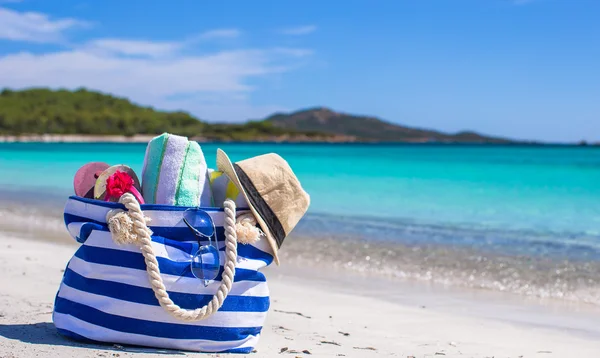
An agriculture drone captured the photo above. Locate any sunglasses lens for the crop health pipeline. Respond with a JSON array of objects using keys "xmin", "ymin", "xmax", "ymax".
[
  {"xmin": 190, "ymin": 245, "xmax": 220, "ymax": 283},
  {"xmin": 183, "ymin": 209, "xmax": 215, "ymax": 238}
]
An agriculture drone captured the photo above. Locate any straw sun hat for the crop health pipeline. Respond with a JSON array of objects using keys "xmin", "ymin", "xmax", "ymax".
[{"xmin": 216, "ymin": 149, "xmax": 310, "ymax": 265}]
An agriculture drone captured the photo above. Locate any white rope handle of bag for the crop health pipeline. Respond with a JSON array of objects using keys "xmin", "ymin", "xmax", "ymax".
[{"xmin": 105, "ymin": 193, "xmax": 238, "ymax": 322}]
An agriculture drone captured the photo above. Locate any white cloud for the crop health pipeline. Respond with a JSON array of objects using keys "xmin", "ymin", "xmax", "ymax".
[
  {"xmin": 81, "ymin": 28, "xmax": 243, "ymax": 59},
  {"xmin": 84, "ymin": 39, "xmax": 182, "ymax": 58},
  {"xmin": 0, "ymin": 7, "xmax": 90, "ymax": 43},
  {"xmin": 0, "ymin": 45, "xmax": 312, "ymax": 121},
  {"xmin": 197, "ymin": 28, "xmax": 241, "ymax": 40},
  {"xmin": 0, "ymin": 8, "xmax": 312, "ymax": 121},
  {"xmin": 272, "ymin": 47, "xmax": 314, "ymax": 57},
  {"xmin": 280, "ymin": 25, "xmax": 317, "ymax": 36}
]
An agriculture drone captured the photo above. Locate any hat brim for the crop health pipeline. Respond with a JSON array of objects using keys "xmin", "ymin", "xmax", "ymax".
[{"xmin": 216, "ymin": 149, "xmax": 281, "ymax": 265}]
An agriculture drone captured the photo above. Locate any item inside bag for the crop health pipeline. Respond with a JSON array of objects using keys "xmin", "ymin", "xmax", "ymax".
[
  {"xmin": 73, "ymin": 162, "xmax": 110, "ymax": 198},
  {"xmin": 141, "ymin": 133, "xmax": 213, "ymax": 207},
  {"xmin": 94, "ymin": 164, "xmax": 144, "ymax": 203},
  {"xmin": 208, "ymin": 169, "xmax": 249, "ymax": 208}
]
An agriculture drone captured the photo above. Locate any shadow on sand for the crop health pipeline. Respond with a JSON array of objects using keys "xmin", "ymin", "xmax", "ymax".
[{"xmin": 0, "ymin": 322, "xmax": 185, "ymax": 355}]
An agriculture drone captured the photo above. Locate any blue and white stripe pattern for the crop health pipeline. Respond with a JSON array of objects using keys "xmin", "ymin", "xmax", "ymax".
[{"xmin": 53, "ymin": 196, "xmax": 274, "ymax": 353}]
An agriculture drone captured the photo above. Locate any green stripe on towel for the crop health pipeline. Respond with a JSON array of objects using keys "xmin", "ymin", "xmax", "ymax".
[
  {"xmin": 141, "ymin": 133, "xmax": 169, "ymax": 204},
  {"xmin": 174, "ymin": 141, "xmax": 202, "ymax": 207},
  {"xmin": 174, "ymin": 141, "xmax": 191, "ymax": 206}
]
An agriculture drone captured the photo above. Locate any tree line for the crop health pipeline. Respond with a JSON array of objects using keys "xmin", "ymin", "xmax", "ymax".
[{"xmin": 0, "ymin": 88, "xmax": 313, "ymax": 140}]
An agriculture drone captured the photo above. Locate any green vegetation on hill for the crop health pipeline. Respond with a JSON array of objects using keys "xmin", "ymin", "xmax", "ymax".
[
  {"xmin": 0, "ymin": 88, "xmax": 310, "ymax": 140},
  {"xmin": 0, "ymin": 88, "xmax": 510, "ymax": 143},
  {"xmin": 0, "ymin": 88, "xmax": 206, "ymax": 137}
]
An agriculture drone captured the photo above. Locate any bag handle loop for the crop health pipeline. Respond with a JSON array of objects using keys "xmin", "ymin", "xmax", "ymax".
[{"xmin": 106, "ymin": 193, "xmax": 238, "ymax": 321}]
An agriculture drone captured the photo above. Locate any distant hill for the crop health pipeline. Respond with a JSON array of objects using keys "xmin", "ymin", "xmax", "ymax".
[
  {"xmin": 0, "ymin": 88, "xmax": 512, "ymax": 143},
  {"xmin": 265, "ymin": 107, "xmax": 510, "ymax": 143}
]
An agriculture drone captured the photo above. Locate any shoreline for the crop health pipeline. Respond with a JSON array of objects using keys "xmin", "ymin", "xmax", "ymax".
[
  {"xmin": 1, "ymin": 233, "xmax": 600, "ymax": 357},
  {"xmin": 0, "ymin": 134, "xmax": 360, "ymax": 144},
  {"xmin": 0, "ymin": 134, "xmax": 162, "ymax": 143},
  {"xmin": 0, "ymin": 134, "xmax": 598, "ymax": 145}
]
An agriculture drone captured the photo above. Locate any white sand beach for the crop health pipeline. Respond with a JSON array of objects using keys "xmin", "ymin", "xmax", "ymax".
[{"xmin": 1, "ymin": 233, "xmax": 600, "ymax": 357}]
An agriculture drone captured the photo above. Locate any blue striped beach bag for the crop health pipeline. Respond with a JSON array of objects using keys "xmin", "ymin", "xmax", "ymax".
[{"xmin": 53, "ymin": 194, "xmax": 274, "ymax": 353}]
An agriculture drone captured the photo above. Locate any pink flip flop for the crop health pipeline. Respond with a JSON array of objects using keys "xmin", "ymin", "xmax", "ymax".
[{"xmin": 73, "ymin": 162, "xmax": 110, "ymax": 198}]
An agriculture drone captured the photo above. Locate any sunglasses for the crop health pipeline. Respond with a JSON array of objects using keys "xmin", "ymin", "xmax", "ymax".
[{"xmin": 182, "ymin": 208, "xmax": 220, "ymax": 287}]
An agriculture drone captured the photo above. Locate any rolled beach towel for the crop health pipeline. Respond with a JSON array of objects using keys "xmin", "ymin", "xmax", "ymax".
[{"xmin": 142, "ymin": 133, "xmax": 213, "ymax": 207}]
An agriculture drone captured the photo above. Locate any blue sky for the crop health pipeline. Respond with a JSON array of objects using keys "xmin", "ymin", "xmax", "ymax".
[{"xmin": 0, "ymin": 0, "xmax": 598, "ymax": 142}]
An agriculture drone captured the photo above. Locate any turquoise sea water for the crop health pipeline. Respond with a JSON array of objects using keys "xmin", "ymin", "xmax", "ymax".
[
  {"xmin": 2, "ymin": 143, "xmax": 599, "ymax": 236},
  {"xmin": 2, "ymin": 143, "xmax": 600, "ymax": 302}
]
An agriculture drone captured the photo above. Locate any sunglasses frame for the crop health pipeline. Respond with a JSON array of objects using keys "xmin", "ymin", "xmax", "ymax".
[{"xmin": 183, "ymin": 209, "xmax": 220, "ymax": 287}]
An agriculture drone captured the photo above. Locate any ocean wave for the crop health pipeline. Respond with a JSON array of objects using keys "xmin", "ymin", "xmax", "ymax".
[
  {"xmin": 0, "ymin": 201, "xmax": 70, "ymax": 243},
  {"xmin": 284, "ymin": 214, "xmax": 600, "ymax": 305},
  {"xmin": 296, "ymin": 212, "xmax": 600, "ymax": 259},
  {"xmin": 280, "ymin": 234, "xmax": 600, "ymax": 305}
]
